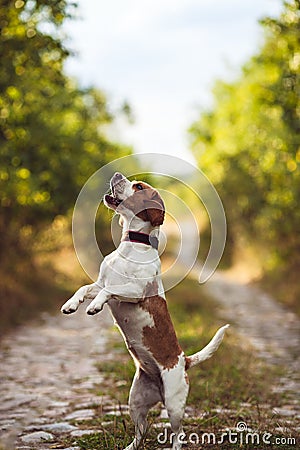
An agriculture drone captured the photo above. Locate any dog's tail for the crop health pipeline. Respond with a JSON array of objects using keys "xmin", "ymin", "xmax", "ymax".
[{"xmin": 185, "ymin": 324, "xmax": 230, "ymax": 370}]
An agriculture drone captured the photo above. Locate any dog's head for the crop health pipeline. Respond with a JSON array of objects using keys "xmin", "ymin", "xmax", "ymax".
[{"xmin": 104, "ymin": 173, "xmax": 165, "ymax": 227}]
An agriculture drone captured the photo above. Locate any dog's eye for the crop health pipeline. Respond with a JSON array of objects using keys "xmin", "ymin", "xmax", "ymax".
[{"xmin": 135, "ymin": 183, "xmax": 143, "ymax": 190}]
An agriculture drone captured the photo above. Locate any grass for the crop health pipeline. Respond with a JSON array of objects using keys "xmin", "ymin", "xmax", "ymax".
[
  {"xmin": 94, "ymin": 359, "xmax": 135, "ymax": 405},
  {"xmin": 53, "ymin": 276, "xmax": 298, "ymax": 449}
]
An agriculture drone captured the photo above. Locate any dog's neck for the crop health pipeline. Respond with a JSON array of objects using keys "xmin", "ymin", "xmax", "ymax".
[{"xmin": 120, "ymin": 216, "xmax": 160, "ymax": 242}]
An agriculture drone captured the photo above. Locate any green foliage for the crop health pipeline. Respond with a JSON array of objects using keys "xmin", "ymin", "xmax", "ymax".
[
  {"xmin": 189, "ymin": 1, "xmax": 300, "ymax": 307},
  {"xmin": 0, "ymin": 0, "xmax": 131, "ymax": 254}
]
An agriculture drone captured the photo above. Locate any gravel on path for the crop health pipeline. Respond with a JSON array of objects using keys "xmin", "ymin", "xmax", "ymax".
[{"xmin": 0, "ymin": 306, "xmax": 118, "ymax": 449}]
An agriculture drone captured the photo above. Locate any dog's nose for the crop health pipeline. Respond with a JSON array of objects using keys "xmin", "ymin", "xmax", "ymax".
[{"xmin": 113, "ymin": 172, "xmax": 124, "ymax": 181}]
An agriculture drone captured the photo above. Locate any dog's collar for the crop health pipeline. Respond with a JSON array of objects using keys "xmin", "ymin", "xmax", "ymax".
[{"xmin": 122, "ymin": 231, "xmax": 159, "ymax": 250}]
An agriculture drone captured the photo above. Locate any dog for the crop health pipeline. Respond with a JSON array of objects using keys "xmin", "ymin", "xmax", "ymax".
[{"xmin": 61, "ymin": 172, "xmax": 229, "ymax": 450}]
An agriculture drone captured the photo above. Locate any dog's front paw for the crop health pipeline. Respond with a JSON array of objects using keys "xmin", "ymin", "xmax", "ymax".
[
  {"xmin": 61, "ymin": 298, "xmax": 80, "ymax": 314},
  {"xmin": 86, "ymin": 302, "xmax": 103, "ymax": 315},
  {"xmin": 123, "ymin": 438, "xmax": 138, "ymax": 450}
]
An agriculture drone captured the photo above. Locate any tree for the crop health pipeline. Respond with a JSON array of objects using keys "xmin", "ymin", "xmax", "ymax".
[
  {"xmin": 0, "ymin": 0, "xmax": 131, "ymax": 254},
  {"xmin": 189, "ymin": 1, "xmax": 300, "ymax": 307}
]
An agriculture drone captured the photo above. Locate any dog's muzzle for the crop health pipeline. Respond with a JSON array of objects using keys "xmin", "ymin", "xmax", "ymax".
[{"xmin": 104, "ymin": 172, "xmax": 126, "ymax": 206}]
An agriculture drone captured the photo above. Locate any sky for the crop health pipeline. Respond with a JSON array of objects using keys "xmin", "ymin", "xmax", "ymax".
[{"xmin": 63, "ymin": 0, "xmax": 283, "ymax": 166}]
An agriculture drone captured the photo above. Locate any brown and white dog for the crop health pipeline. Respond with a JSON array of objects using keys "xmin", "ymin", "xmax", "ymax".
[{"xmin": 61, "ymin": 172, "xmax": 229, "ymax": 450}]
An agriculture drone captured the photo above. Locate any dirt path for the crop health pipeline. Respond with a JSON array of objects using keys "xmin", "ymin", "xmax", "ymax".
[
  {"xmin": 202, "ymin": 270, "xmax": 299, "ymax": 399},
  {"xmin": 0, "ymin": 307, "xmax": 121, "ymax": 449}
]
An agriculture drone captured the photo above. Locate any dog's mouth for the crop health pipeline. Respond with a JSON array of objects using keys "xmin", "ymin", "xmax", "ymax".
[
  {"xmin": 104, "ymin": 173, "xmax": 127, "ymax": 208},
  {"xmin": 104, "ymin": 193, "xmax": 122, "ymax": 207}
]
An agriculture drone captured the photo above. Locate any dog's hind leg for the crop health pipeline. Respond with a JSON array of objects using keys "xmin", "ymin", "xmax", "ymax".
[
  {"xmin": 124, "ymin": 368, "xmax": 162, "ymax": 450},
  {"xmin": 163, "ymin": 364, "xmax": 189, "ymax": 450}
]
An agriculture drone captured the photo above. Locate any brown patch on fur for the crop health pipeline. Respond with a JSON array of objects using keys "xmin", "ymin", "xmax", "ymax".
[
  {"xmin": 185, "ymin": 356, "xmax": 191, "ymax": 370},
  {"xmin": 140, "ymin": 283, "xmax": 182, "ymax": 370},
  {"xmin": 136, "ymin": 209, "xmax": 149, "ymax": 222},
  {"xmin": 145, "ymin": 190, "xmax": 165, "ymax": 226}
]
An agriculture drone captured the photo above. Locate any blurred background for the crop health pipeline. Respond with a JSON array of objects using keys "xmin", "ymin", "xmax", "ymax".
[{"xmin": 0, "ymin": 0, "xmax": 299, "ymax": 330}]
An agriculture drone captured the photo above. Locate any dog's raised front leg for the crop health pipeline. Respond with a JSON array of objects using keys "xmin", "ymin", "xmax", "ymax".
[
  {"xmin": 86, "ymin": 289, "xmax": 111, "ymax": 315},
  {"xmin": 61, "ymin": 282, "xmax": 101, "ymax": 314},
  {"xmin": 86, "ymin": 282, "xmax": 144, "ymax": 315}
]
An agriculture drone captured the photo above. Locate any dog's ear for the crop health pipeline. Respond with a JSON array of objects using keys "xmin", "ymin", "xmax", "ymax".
[{"xmin": 144, "ymin": 190, "xmax": 165, "ymax": 226}]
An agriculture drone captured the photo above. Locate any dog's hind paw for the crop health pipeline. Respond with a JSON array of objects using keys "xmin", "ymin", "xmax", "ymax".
[{"xmin": 123, "ymin": 439, "xmax": 138, "ymax": 450}]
